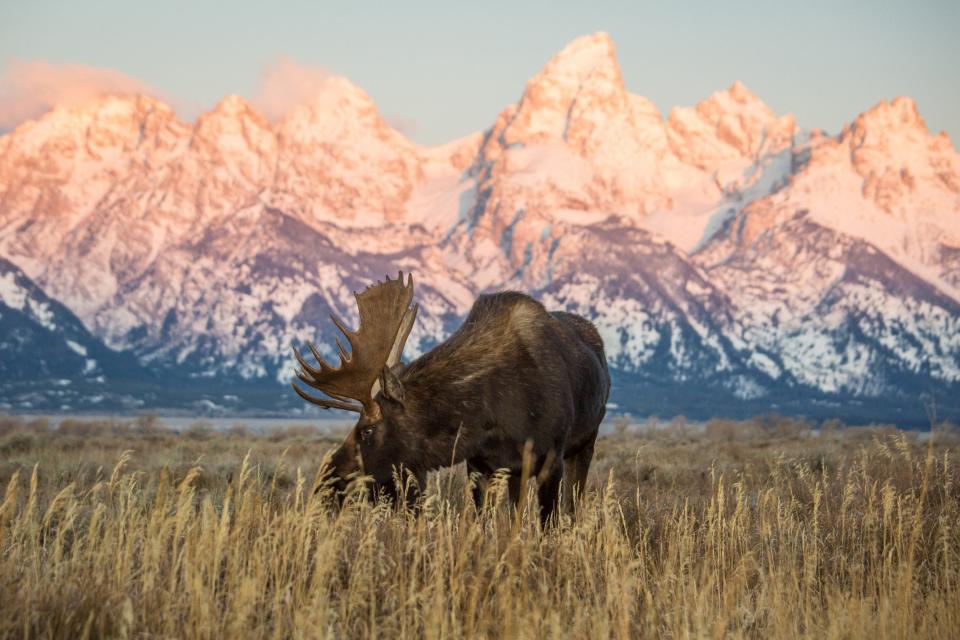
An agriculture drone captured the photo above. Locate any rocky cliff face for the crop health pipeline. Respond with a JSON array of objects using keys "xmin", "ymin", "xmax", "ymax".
[
  {"xmin": 0, "ymin": 258, "xmax": 148, "ymax": 410},
  {"xmin": 1, "ymin": 32, "xmax": 957, "ymax": 420}
]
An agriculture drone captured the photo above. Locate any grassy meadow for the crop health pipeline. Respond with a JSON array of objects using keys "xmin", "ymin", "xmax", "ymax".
[{"xmin": 1, "ymin": 414, "xmax": 959, "ymax": 639}]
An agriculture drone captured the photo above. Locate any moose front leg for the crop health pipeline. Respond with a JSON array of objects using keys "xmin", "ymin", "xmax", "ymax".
[
  {"xmin": 406, "ymin": 470, "xmax": 427, "ymax": 511},
  {"xmin": 381, "ymin": 467, "xmax": 426, "ymax": 512},
  {"xmin": 466, "ymin": 461, "xmax": 490, "ymax": 513}
]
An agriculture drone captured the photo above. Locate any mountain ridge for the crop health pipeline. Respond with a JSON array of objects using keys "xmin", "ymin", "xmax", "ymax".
[{"xmin": 0, "ymin": 32, "xmax": 957, "ymax": 421}]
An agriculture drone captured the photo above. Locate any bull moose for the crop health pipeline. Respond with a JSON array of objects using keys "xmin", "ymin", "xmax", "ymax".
[{"xmin": 291, "ymin": 272, "xmax": 610, "ymax": 523}]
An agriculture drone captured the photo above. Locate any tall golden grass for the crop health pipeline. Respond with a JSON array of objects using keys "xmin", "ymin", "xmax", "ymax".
[{"xmin": 1, "ymin": 416, "xmax": 958, "ymax": 638}]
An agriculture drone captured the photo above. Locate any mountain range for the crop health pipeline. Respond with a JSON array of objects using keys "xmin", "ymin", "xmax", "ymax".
[{"xmin": 1, "ymin": 32, "xmax": 957, "ymax": 423}]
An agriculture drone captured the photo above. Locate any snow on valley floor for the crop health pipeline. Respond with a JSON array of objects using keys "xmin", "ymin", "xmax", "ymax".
[
  {"xmin": 12, "ymin": 414, "xmax": 933, "ymax": 441},
  {"xmin": 14, "ymin": 414, "xmax": 354, "ymax": 436},
  {"xmin": 16, "ymin": 414, "xmax": 694, "ymax": 438}
]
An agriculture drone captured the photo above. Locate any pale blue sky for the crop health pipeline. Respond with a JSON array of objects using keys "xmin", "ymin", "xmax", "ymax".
[{"xmin": 1, "ymin": 0, "xmax": 958, "ymax": 145}]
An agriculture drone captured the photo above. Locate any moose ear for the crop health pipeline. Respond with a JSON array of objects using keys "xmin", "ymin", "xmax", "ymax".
[{"xmin": 379, "ymin": 366, "xmax": 405, "ymax": 406}]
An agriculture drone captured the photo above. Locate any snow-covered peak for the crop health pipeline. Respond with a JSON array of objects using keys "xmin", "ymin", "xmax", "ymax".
[
  {"xmin": 0, "ymin": 92, "xmax": 188, "ymax": 246},
  {"xmin": 852, "ymin": 96, "xmax": 926, "ymax": 134},
  {"xmin": 0, "ymin": 93, "xmax": 180, "ymax": 157},
  {"xmin": 493, "ymin": 32, "xmax": 627, "ymax": 147},
  {"xmin": 667, "ymin": 81, "xmax": 795, "ymax": 167},
  {"xmin": 277, "ymin": 75, "xmax": 410, "ymax": 146},
  {"xmin": 836, "ymin": 97, "xmax": 959, "ymax": 194},
  {"xmin": 820, "ymin": 96, "xmax": 960, "ymax": 202},
  {"xmin": 702, "ymin": 81, "xmax": 772, "ymax": 118},
  {"xmin": 268, "ymin": 76, "xmax": 424, "ymax": 227},
  {"xmin": 209, "ymin": 94, "xmax": 261, "ymax": 119},
  {"xmin": 540, "ymin": 31, "xmax": 619, "ymax": 85},
  {"xmin": 191, "ymin": 94, "xmax": 274, "ymax": 158},
  {"xmin": 180, "ymin": 95, "xmax": 278, "ymax": 212},
  {"xmin": 703, "ymin": 94, "xmax": 960, "ymax": 301}
]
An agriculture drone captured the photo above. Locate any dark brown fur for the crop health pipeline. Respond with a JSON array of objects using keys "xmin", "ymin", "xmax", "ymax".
[{"xmin": 327, "ymin": 291, "xmax": 610, "ymax": 524}]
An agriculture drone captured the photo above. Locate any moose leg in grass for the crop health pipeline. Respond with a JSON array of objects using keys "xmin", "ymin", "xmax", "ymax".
[{"xmin": 292, "ymin": 272, "xmax": 611, "ymax": 524}]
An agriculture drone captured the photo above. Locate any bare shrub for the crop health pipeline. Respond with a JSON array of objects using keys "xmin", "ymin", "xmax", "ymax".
[
  {"xmin": 932, "ymin": 420, "xmax": 960, "ymax": 445},
  {"xmin": 227, "ymin": 423, "xmax": 250, "ymax": 438},
  {"xmin": 704, "ymin": 418, "xmax": 762, "ymax": 441},
  {"xmin": 819, "ymin": 417, "xmax": 844, "ymax": 438},
  {"xmin": 611, "ymin": 414, "xmax": 631, "ymax": 436},
  {"xmin": 57, "ymin": 417, "xmax": 129, "ymax": 437},
  {"xmin": 267, "ymin": 424, "xmax": 320, "ymax": 442},
  {"xmin": 0, "ymin": 432, "xmax": 36, "ymax": 455},
  {"xmin": 766, "ymin": 414, "xmax": 813, "ymax": 438},
  {"xmin": 0, "ymin": 414, "xmax": 22, "ymax": 436},
  {"xmin": 25, "ymin": 417, "xmax": 50, "ymax": 434},
  {"xmin": 183, "ymin": 420, "xmax": 214, "ymax": 440},
  {"xmin": 132, "ymin": 411, "xmax": 164, "ymax": 434}
]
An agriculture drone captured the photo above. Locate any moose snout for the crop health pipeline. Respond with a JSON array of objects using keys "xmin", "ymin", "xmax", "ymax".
[
  {"xmin": 317, "ymin": 467, "xmax": 359, "ymax": 507},
  {"xmin": 319, "ymin": 443, "xmax": 366, "ymax": 503}
]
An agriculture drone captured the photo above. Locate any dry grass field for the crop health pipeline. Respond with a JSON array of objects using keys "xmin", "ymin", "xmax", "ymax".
[{"xmin": 1, "ymin": 414, "xmax": 959, "ymax": 639}]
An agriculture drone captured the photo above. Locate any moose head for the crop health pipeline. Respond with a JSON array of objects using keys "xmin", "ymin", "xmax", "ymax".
[{"xmin": 291, "ymin": 272, "xmax": 423, "ymax": 502}]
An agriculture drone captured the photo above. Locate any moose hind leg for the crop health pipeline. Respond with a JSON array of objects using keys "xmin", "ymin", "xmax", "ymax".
[
  {"xmin": 537, "ymin": 460, "xmax": 564, "ymax": 526},
  {"xmin": 563, "ymin": 441, "xmax": 595, "ymax": 515},
  {"xmin": 562, "ymin": 457, "xmax": 576, "ymax": 514}
]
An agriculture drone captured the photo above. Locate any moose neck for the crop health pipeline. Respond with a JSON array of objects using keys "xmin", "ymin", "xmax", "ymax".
[{"xmin": 399, "ymin": 363, "xmax": 490, "ymax": 473}]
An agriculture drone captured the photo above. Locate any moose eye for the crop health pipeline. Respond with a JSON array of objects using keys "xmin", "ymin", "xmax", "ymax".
[{"xmin": 360, "ymin": 426, "xmax": 375, "ymax": 444}]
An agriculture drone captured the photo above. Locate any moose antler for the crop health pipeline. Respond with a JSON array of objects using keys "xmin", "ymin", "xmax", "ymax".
[{"xmin": 292, "ymin": 272, "xmax": 418, "ymax": 415}]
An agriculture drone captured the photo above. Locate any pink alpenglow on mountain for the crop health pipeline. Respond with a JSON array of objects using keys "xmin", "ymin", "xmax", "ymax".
[{"xmin": 0, "ymin": 33, "xmax": 958, "ymax": 421}]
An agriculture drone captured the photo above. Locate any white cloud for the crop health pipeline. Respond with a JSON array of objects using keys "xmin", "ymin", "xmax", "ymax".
[
  {"xmin": 386, "ymin": 115, "xmax": 419, "ymax": 137},
  {"xmin": 0, "ymin": 59, "xmax": 160, "ymax": 130},
  {"xmin": 252, "ymin": 56, "xmax": 418, "ymax": 136},
  {"xmin": 252, "ymin": 56, "xmax": 337, "ymax": 122},
  {"xmin": 0, "ymin": 56, "xmax": 420, "ymax": 139}
]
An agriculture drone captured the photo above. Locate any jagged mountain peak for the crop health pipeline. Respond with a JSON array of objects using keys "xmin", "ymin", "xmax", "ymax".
[
  {"xmin": 494, "ymin": 32, "xmax": 628, "ymax": 147},
  {"xmin": 837, "ymin": 96, "xmax": 941, "ymax": 168},
  {"xmin": 727, "ymin": 80, "xmax": 756, "ymax": 102},
  {"xmin": 0, "ymin": 92, "xmax": 186, "ymax": 217},
  {"xmin": 276, "ymin": 74, "xmax": 406, "ymax": 141},
  {"xmin": 0, "ymin": 76, "xmax": 413, "ymax": 158},
  {"xmin": 667, "ymin": 81, "xmax": 795, "ymax": 165},
  {"xmin": 697, "ymin": 81, "xmax": 775, "ymax": 121},
  {"xmin": 851, "ymin": 96, "xmax": 926, "ymax": 134},
  {"xmin": 267, "ymin": 75, "xmax": 423, "ymax": 227},
  {"xmin": 208, "ymin": 94, "xmax": 262, "ymax": 120},
  {"xmin": 1, "ymin": 92, "xmax": 180, "ymax": 150},
  {"xmin": 703, "ymin": 93, "xmax": 960, "ymax": 305},
  {"xmin": 540, "ymin": 32, "xmax": 620, "ymax": 83},
  {"xmin": 829, "ymin": 96, "xmax": 960, "ymax": 190},
  {"xmin": 192, "ymin": 94, "xmax": 273, "ymax": 151},
  {"xmin": 41, "ymin": 92, "xmax": 165, "ymax": 121}
]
